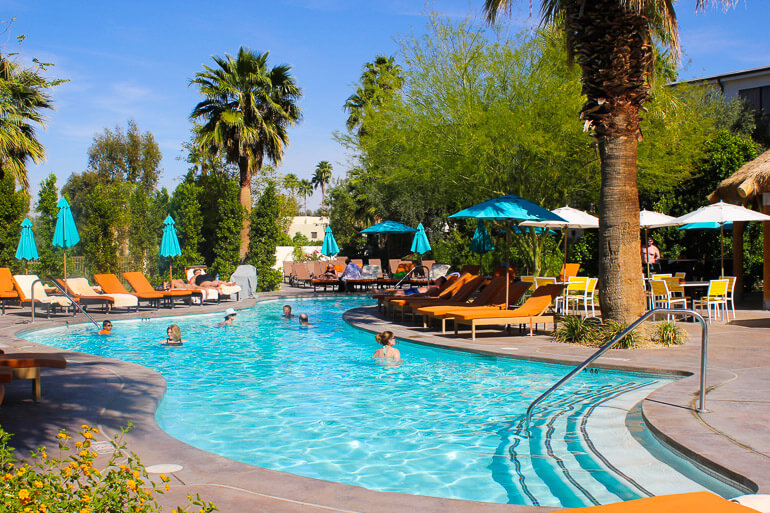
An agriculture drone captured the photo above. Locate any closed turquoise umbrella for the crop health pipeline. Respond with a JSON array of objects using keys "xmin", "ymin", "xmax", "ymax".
[
  {"xmin": 160, "ymin": 215, "xmax": 182, "ymax": 281},
  {"xmin": 470, "ymin": 220, "xmax": 494, "ymax": 255},
  {"xmin": 16, "ymin": 218, "xmax": 39, "ymax": 274},
  {"xmin": 321, "ymin": 226, "xmax": 339, "ymax": 257},
  {"xmin": 52, "ymin": 197, "xmax": 80, "ymax": 280},
  {"xmin": 410, "ymin": 223, "xmax": 431, "ymax": 255}
]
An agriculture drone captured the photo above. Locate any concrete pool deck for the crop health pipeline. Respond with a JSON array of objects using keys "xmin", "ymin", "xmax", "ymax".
[{"xmin": 0, "ymin": 287, "xmax": 768, "ymax": 512}]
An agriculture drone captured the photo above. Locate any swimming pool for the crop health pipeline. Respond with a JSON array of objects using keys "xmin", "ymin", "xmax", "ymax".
[{"xmin": 21, "ymin": 297, "xmax": 742, "ymax": 507}]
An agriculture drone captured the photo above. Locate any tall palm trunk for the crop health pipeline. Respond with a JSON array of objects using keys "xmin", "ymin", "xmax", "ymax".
[
  {"xmin": 321, "ymin": 183, "xmax": 326, "ymax": 215},
  {"xmin": 597, "ymin": 105, "xmax": 646, "ymax": 322},
  {"xmin": 238, "ymin": 154, "xmax": 252, "ymax": 259}
]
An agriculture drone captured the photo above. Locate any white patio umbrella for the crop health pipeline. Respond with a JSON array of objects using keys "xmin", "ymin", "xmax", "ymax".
[
  {"xmin": 520, "ymin": 206, "xmax": 599, "ymax": 271},
  {"xmin": 639, "ymin": 209, "xmax": 681, "ymax": 277},
  {"xmin": 675, "ymin": 201, "xmax": 770, "ymax": 277}
]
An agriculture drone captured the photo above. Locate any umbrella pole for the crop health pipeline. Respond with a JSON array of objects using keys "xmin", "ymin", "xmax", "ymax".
[
  {"xmin": 505, "ymin": 221, "xmax": 511, "ymax": 308},
  {"xmin": 63, "ymin": 250, "xmax": 67, "ymax": 282},
  {"xmin": 720, "ymin": 224, "xmax": 725, "ymax": 277},
  {"xmin": 563, "ymin": 229, "xmax": 568, "ymax": 277},
  {"xmin": 645, "ymin": 228, "xmax": 650, "ymax": 279}
]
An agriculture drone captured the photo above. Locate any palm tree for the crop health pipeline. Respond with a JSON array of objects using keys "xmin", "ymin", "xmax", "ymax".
[
  {"xmin": 298, "ymin": 179, "xmax": 313, "ymax": 215},
  {"xmin": 190, "ymin": 48, "xmax": 302, "ymax": 258},
  {"xmin": 311, "ymin": 161, "xmax": 333, "ymax": 214},
  {"xmin": 483, "ymin": 0, "xmax": 735, "ymax": 322},
  {"xmin": 282, "ymin": 173, "xmax": 299, "ymax": 205},
  {"xmin": 0, "ymin": 54, "xmax": 54, "ymax": 189},
  {"xmin": 344, "ymin": 55, "xmax": 403, "ymax": 136}
]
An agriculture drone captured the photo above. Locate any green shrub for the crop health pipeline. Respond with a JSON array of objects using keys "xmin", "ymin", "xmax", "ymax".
[
  {"xmin": 650, "ymin": 321, "xmax": 687, "ymax": 346},
  {"xmin": 552, "ymin": 316, "xmax": 599, "ymax": 345},
  {"xmin": 0, "ymin": 424, "xmax": 216, "ymax": 512},
  {"xmin": 599, "ymin": 320, "xmax": 642, "ymax": 349}
]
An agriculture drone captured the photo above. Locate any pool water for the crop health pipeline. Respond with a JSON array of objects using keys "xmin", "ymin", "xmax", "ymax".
[{"xmin": 21, "ymin": 297, "xmax": 742, "ymax": 507}]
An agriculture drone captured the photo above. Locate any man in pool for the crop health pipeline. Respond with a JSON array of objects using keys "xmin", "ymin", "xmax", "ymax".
[
  {"xmin": 97, "ymin": 320, "xmax": 112, "ymax": 335},
  {"xmin": 299, "ymin": 313, "xmax": 310, "ymax": 326},
  {"xmin": 283, "ymin": 305, "xmax": 294, "ymax": 318},
  {"xmin": 218, "ymin": 308, "xmax": 238, "ymax": 326}
]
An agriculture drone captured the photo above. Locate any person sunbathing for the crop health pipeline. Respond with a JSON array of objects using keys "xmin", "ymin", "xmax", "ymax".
[
  {"xmin": 385, "ymin": 275, "xmax": 451, "ymax": 297},
  {"xmin": 189, "ymin": 268, "xmax": 236, "ymax": 291}
]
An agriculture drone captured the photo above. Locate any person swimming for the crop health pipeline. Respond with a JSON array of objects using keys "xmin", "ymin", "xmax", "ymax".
[
  {"xmin": 373, "ymin": 330, "xmax": 400, "ymax": 360},
  {"xmin": 218, "ymin": 308, "xmax": 237, "ymax": 326},
  {"xmin": 299, "ymin": 313, "xmax": 310, "ymax": 326},
  {"xmin": 97, "ymin": 320, "xmax": 112, "ymax": 335},
  {"xmin": 283, "ymin": 305, "xmax": 294, "ymax": 318},
  {"xmin": 161, "ymin": 324, "xmax": 187, "ymax": 346}
]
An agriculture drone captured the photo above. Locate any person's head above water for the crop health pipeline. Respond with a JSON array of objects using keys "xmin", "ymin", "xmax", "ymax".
[
  {"xmin": 283, "ymin": 305, "xmax": 293, "ymax": 317},
  {"xmin": 299, "ymin": 313, "xmax": 309, "ymax": 325},
  {"xmin": 98, "ymin": 320, "xmax": 112, "ymax": 335},
  {"xmin": 224, "ymin": 307, "xmax": 237, "ymax": 320},
  {"xmin": 167, "ymin": 324, "xmax": 182, "ymax": 342},
  {"xmin": 375, "ymin": 330, "xmax": 395, "ymax": 346}
]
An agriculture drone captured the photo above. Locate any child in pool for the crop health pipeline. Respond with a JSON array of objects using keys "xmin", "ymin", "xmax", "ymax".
[
  {"xmin": 97, "ymin": 320, "xmax": 112, "ymax": 335},
  {"xmin": 373, "ymin": 330, "xmax": 400, "ymax": 360},
  {"xmin": 161, "ymin": 324, "xmax": 187, "ymax": 346}
]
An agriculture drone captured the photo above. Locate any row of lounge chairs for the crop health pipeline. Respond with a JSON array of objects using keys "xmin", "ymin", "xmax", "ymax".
[
  {"xmin": 374, "ymin": 269, "xmax": 565, "ymax": 340},
  {"xmin": 0, "ymin": 268, "xmax": 240, "ymax": 318},
  {"xmin": 285, "ymin": 259, "xmax": 449, "ymax": 292}
]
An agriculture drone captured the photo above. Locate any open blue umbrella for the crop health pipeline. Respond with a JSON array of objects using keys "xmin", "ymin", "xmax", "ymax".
[
  {"xmin": 450, "ymin": 195, "xmax": 566, "ymax": 306},
  {"xmin": 160, "ymin": 215, "xmax": 182, "ymax": 281},
  {"xmin": 359, "ymin": 220, "xmax": 417, "ymax": 234},
  {"xmin": 321, "ymin": 226, "xmax": 340, "ymax": 257},
  {"xmin": 410, "ymin": 223, "xmax": 431, "ymax": 255},
  {"xmin": 470, "ymin": 220, "xmax": 494, "ymax": 255},
  {"xmin": 52, "ymin": 197, "xmax": 80, "ymax": 280},
  {"xmin": 16, "ymin": 218, "xmax": 39, "ymax": 273},
  {"xmin": 679, "ymin": 222, "xmax": 733, "ymax": 230}
]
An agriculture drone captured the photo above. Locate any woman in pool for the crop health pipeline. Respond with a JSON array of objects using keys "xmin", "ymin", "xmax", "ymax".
[
  {"xmin": 373, "ymin": 330, "xmax": 400, "ymax": 360},
  {"xmin": 161, "ymin": 324, "xmax": 187, "ymax": 346}
]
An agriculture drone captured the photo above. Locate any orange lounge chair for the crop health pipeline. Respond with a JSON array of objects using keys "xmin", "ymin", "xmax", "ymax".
[
  {"xmin": 12, "ymin": 275, "xmax": 74, "ymax": 318},
  {"xmin": 448, "ymin": 284, "xmax": 564, "ymax": 340},
  {"xmin": 567, "ymin": 491, "xmax": 755, "ymax": 513},
  {"xmin": 93, "ymin": 273, "xmax": 163, "ymax": 308},
  {"xmin": 122, "ymin": 272, "xmax": 192, "ymax": 307},
  {"xmin": 559, "ymin": 262, "xmax": 580, "ymax": 281},
  {"xmin": 0, "ymin": 349, "xmax": 67, "ymax": 401},
  {"xmin": 0, "ymin": 267, "xmax": 20, "ymax": 314},
  {"xmin": 55, "ymin": 278, "xmax": 114, "ymax": 312},
  {"xmin": 390, "ymin": 275, "xmax": 487, "ymax": 321},
  {"xmin": 372, "ymin": 272, "xmax": 459, "ymax": 310},
  {"xmin": 417, "ymin": 280, "xmax": 530, "ymax": 333},
  {"xmin": 383, "ymin": 272, "xmax": 473, "ymax": 313},
  {"xmin": 58, "ymin": 277, "xmax": 139, "ymax": 312}
]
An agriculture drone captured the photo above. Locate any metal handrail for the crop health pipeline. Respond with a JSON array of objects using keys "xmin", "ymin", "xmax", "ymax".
[
  {"xmin": 394, "ymin": 265, "xmax": 430, "ymax": 288},
  {"xmin": 31, "ymin": 277, "xmax": 100, "ymax": 329},
  {"xmin": 523, "ymin": 308, "xmax": 709, "ymax": 436}
]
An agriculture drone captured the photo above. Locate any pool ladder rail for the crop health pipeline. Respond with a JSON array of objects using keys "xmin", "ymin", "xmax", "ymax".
[
  {"xmin": 30, "ymin": 277, "xmax": 100, "ymax": 329},
  {"xmin": 394, "ymin": 265, "xmax": 431, "ymax": 288},
  {"xmin": 523, "ymin": 308, "xmax": 709, "ymax": 437}
]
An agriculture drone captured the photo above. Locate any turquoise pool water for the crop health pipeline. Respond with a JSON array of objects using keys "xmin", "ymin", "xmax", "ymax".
[{"xmin": 21, "ymin": 297, "xmax": 740, "ymax": 507}]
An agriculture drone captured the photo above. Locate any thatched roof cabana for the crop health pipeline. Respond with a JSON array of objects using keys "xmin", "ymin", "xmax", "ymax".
[
  {"xmin": 708, "ymin": 148, "xmax": 770, "ymax": 310},
  {"xmin": 709, "ymin": 148, "xmax": 770, "ymax": 204}
]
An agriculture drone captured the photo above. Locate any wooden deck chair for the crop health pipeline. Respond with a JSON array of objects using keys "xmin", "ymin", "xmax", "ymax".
[
  {"xmin": 417, "ymin": 279, "xmax": 529, "ymax": 333},
  {"xmin": 282, "ymin": 261, "xmax": 293, "ymax": 283},
  {"xmin": 12, "ymin": 275, "xmax": 74, "ymax": 318},
  {"xmin": 391, "ymin": 274, "xmax": 486, "ymax": 321},
  {"xmin": 0, "ymin": 267, "xmax": 20, "ymax": 314},
  {"xmin": 123, "ymin": 272, "xmax": 192, "ymax": 307},
  {"xmin": 367, "ymin": 258, "xmax": 382, "ymax": 269},
  {"xmin": 448, "ymin": 284, "xmax": 564, "ymax": 340},
  {"xmin": 94, "ymin": 273, "xmax": 163, "ymax": 308},
  {"xmin": 459, "ymin": 264, "xmax": 481, "ymax": 275},
  {"xmin": 0, "ymin": 349, "xmax": 67, "ymax": 401},
  {"xmin": 293, "ymin": 263, "xmax": 313, "ymax": 288},
  {"xmin": 59, "ymin": 277, "xmax": 139, "ymax": 312}
]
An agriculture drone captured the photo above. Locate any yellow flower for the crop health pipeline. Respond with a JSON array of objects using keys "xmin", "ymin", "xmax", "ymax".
[
  {"xmin": 160, "ymin": 473, "xmax": 169, "ymax": 482},
  {"xmin": 83, "ymin": 432, "xmax": 93, "ymax": 440},
  {"xmin": 132, "ymin": 470, "xmax": 141, "ymax": 479},
  {"xmin": 40, "ymin": 450, "xmax": 47, "ymax": 459},
  {"xmin": 75, "ymin": 442, "xmax": 83, "ymax": 449},
  {"xmin": 80, "ymin": 508, "xmax": 89, "ymax": 513},
  {"xmin": 119, "ymin": 464, "xmax": 128, "ymax": 471},
  {"xmin": 127, "ymin": 479, "xmax": 137, "ymax": 490},
  {"xmin": 40, "ymin": 505, "xmax": 48, "ymax": 513},
  {"xmin": 81, "ymin": 424, "xmax": 89, "ymax": 430},
  {"xmin": 18, "ymin": 489, "xmax": 31, "ymax": 504},
  {"xmin": 164, "ymin": 483, "xmax": 170, "ymax": 491},
  {"xmin": 56, "ymin": 432, "xmax": 67, "ymax": 439},
  {"xmin": 81, "ymin": 494, "xmax": 91, "ymax": 503},
  {"xmin": 69, "ymin": 461, "xmax": 78, "ymax": 469},
  {"xmin": 4, "ymin": 472, "xmax": 12, "ymax": 480},
  {"xmin": 17, "ymin": 467, "xmax": 27, "ymax": 476},
  {"xmin": 92, "ymin": 428, "xmax": 99, "ymax": 434},
  {"xmin": 79, "ymin": 450, "xmax": 88, "ymax": 457},
  {"xmin": 33, "ymin": 480, "xmax": 43, "ymax": 489}
]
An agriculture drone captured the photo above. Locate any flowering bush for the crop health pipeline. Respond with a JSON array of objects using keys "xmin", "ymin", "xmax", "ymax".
[{"xmin": 0, "ymin": 424, "xmax": 216, "ymax": 513}]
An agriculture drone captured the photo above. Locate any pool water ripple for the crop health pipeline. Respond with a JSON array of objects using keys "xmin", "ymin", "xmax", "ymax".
[{"xmin": 21, "ymin": 297, "xmax": 740, "ymax": 507}]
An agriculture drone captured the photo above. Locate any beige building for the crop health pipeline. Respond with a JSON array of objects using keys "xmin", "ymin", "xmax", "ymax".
[
  {"xmin": 671, "ymin": 65, "xmax": 770, "ymax": 111},
  {"xmin": 287, "ymin": 216, "xmax": 329, "ymax": 242}
]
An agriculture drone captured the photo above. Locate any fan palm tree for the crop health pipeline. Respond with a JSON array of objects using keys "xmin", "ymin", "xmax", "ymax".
[
  {"xmin": 298, "ymin": 179, "xmax": 313, "ymax": 215},
  {"xmin": 190, "ymin": 48, "xmax": 302, "ymax": 258},
  {"xmin": 483, "ymin": 0, "xmax": 735, "ymax": 322},
  {"xmin": 311, "ymin": 161, "xmax": 333, "ymax": 214},
  {"xmin": 344, "ymin": 55, "xmax": 403, "ymax": 136},
  {"xmin": 0, "ymin": 54, "xmax": 54, "ymax": 189},
  {"xmin": 282, "ymin": 173, "xmax": 299, "ymax": 204}
]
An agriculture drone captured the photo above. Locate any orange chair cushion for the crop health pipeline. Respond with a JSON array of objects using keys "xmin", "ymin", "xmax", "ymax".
[{"xmin": 567, "ymin": 492, "xmax": 756, "ymax": 513}]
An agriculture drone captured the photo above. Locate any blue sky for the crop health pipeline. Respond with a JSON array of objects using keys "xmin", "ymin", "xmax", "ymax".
[{"xmin": 8, "ymin": 0, "xmax": 770, "ymax": 208}]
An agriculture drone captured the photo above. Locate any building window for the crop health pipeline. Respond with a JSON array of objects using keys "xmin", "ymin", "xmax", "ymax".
[
  {"xmin": 739, "ymin": 86, "xmax": 770, "ymax": 112},
  {"xmin": 310, "ymin": 232, "xmax": 317, "ymax": 239}
]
